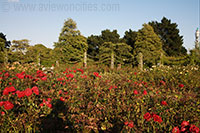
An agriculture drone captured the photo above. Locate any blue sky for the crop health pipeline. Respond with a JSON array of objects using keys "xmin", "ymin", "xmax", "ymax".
[{"xmin": 0, "ymin": 0, "xmax": 199, "ymax": 51}]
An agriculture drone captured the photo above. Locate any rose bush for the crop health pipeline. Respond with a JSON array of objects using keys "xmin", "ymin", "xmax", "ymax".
[{"xmin": 0, "ymin": 63, "xmax": 199, "ymax": 132}]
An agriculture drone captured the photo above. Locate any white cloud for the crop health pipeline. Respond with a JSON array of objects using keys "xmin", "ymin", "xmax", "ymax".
[{"xmin": 8, "ymin": 0, "xmax": 19, "ymax": 2}]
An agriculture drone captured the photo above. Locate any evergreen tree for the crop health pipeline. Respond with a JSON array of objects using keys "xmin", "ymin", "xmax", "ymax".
[
  {"xmin": 101, "ymin": 29, "xmax": 120, "ymax": 43},
  {"xmin": 99, "ymin": 42, "xmax": 132, "ymax": 69},
  {"xmin": 123, "ymin": 29, "xmax": 137, "ymax": 51},
  {"xmin": 0, "ymin": 33, "xmax": 11, "ymax": 63},
  {"xmin": 11, "ymin": 39, "xmax": 30, "ymax": 54},
  {"xmin": 54, "ymin": 18, "xmax": 88, "ymax": 64},
  {"xmin": 25, "ymin": 44, "xmax": 53, "ymax": 66},
  {"xmin": 135, "ymin": 24, "xmax": 163, "ymax": 66},
  {"xmin": 87, "ymin": 35, "xmax": 103, "ymax": 61},
  {"xmin": 149, "ymin": 17, "xmax": 187, "ymax": 56},
  {"xmin": 87, "ymin": 29, "xmax": 121, "ymax": 63},
  {"xmin": 9, "ymin": 39, "xmax": 30, "ymax": 63}
]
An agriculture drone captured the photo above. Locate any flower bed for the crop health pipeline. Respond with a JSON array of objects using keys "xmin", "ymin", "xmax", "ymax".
[{"xmin": 0, "ymin": 63, "xmax": 200, "ymax": 132}]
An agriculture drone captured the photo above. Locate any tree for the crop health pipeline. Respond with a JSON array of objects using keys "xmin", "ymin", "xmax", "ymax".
[
  {"xmin": 25, "ymin": 44, "xmax": 53, "ymax": 66},
  {"xmin": 87, "ymin": 35, "xmax": 103, "ymax": 61},
  {"xmin": 0, "ymin": 33, "xmax": 11, "ymax": 63},
  {"xmin": 135, "ymin": 24, "xmax": 164, "ymax": 66},
  {"xmin": 11, "ymin": 39, "xmax": 30, "ymax": 54},
  {"xmin": 8, "ymin": 39, "xmax": 30, "ymax": 63},
  {"xmin": 149, "ymin": 17, "xmax": 187, "ymax": 56},
  {"xmin": 101, "ymin": 29, "xmax": 120, "ymax": 44},
  {"xmin": 123, "ymin": 29, "xmax": 137, "ymax": 51},
  {"xmin": 54, "ymin": 18, "xmax": 88, "ymax": 64},
  {"xmin": 99, "ymin": 42, "xmax": 132, "ymax": 69}
]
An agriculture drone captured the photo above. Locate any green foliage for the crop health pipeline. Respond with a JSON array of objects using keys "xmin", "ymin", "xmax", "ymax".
[
  {"xmin": 101, "ymin": 29, "xmax": 120, "ymax": 44},
  {"xmin": 123, "ymin": 29, "xmax": 137, "ymax": 51},
  {"xmin": 135, "ymin": 24, "xmax": 164, "ymax": 67},
  {"xmin": 0, "ymin": 33, "xmax": 11, "ymax": 63},
  {"xmin": 99, "ymin": 42, "xmax": 132, "ymax": 67},
  {"xmin": 149, "ymin": 17, "xmax": 187, "ymax": 56},
  {"xmin": 54, "ymin": 18, "xmax": 88, "ymax": 64},
  {"xmin": 25, "ymin": 44, "xmax": 54, "ymax": 66},
  {"xmin": 163, "ymin": 55, "xmax": 189, "ymax": 66},
  {"xmin": 189, "ymin": 49, "xmax": 200, "ymax": 65},
  {"xmin": 87, "ymin": 35, "xmax": 103, "ymax": 61},
  {"xmin": 11, "ymin": 39, "xmax": 30, "ymax": 53},
  {"xmin": 0, "ymin": 37, "xmax": 5, "ymax": 63}
]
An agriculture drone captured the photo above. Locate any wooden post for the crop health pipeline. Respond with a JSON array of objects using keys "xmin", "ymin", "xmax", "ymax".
[
  {"xmin": 56, "ymin": 61, "xmax": 59, "ymax": 67},
  {"xmin": 117, "ymin": 64, "xmax": 121, "ymax": 70},
  {"xmin": 159, "ymin": 52, "xmax": 163, "ymax": 66},
  {"xmin": 4, "ymin": 49, "xmax": 8, "ymax": 66},
  {"xmin": 138, "ymin": 52, "xmax": 143, "ymax": 71},
  {"xmin": 83, "ymin": 51, "xmax": 87, "ymax": 68},
  {"xmin": 37, "ymin": 53, "xmax": 40, "ymax": 66},
  {"xmin": 111, "ymin": 51, "xmax": 114, "ymax": 69}
]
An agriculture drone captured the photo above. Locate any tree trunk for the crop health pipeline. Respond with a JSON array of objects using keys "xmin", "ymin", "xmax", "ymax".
[
  {"xmin": 83, "ymin": 51, "xmax": 87, "ymax": 68},
  {"xmin": 111, "ymin": 52, "xmax": 114, "ymax": 69}
]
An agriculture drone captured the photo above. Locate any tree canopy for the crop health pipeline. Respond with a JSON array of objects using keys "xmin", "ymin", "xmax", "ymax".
[
  {"xmin": 135, "ymin": 24, "xmax": 164, "ymax": 66},
  {"xmin": 54, "ymin": 18, "xmax": 88, "ymax": 64},
  {"xmin": 149, "ymin": 17, "xmax": 187, "ymax": 56},
  {"xmin": 0, "ymin": 33, "xmax": 11, "ymax": 63}
]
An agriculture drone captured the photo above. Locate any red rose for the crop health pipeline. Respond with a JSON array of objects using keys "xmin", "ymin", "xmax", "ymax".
[
  {"xmin": 160, "ymin": 80, "xmax": 166, "ymax": 86},
  {"xmin": 189, "ymin": 124, "xmax": 199, "ymax": 133},
  {"xmin": 128, "ymin": 121, "xmax": 134, "ymax": 128},
  {"xmin": 0, "ymin": 101, "xmax": 4, "ymax": 106},
  {"xmin": 47, "ymin": 104, "xmax": 52, "ymax": 108},
  {"xmin": 59, "ymin": 90, "xmax": 62, "ymax": 94},
  {"xmin": 144, "ymin": 112, "xmax": 152, "ymax": 121},
  {"xmin": 3, "ymin": 87, "xmax": 9, "ymax": 95},
  {"xmin": 9, "ymin": 86, "xmax": 16, "ymax": 92},
  {"xmin": 39, "ymin": 103, "xmax": 44, "ymax": 107},
  {"xmin": 153, "ymin": 114, "xmax": 162, "ymax": 123},
  {"xmin": 133, "ymin": 90, "xmax": 138, "ymax": 95},
  {"xmin": 47, "ymin": 98, "xmax": 52, "ymax": 102},
  {"xmin": 25, "ymin": 88, "xmax": 32, "ymax": 97},
  {"xmin": 16, "ymin": 90, "xmax": 25, "ymax": 98},
  {"xmin": 124, "ymin": 121, "xmax": 129, "ymax": 125},
  {"xmin": 179, "ymin": 84, "xmax": 184, "ymax": 88},
  {"xmin": 32, "ymin": 86, "xmax": 39, "ymax": 95},
  {"xmin": 93, "ymin": 72, "xmax": 101, "ymax": 78},
  {"xmin": 3, "ymin": 86, "xmax": 16, "ymax": 95},
  {"xmin": 143, "ymin": 90, "xmax": 147, "ymax": 95},
  {"xmin": 60, "ymin": 97, "xmax": 65, "ymax": 102},
  {"xmin": 181, "ymin": 121, "xmax": 189, "ymax": 127},
  {"xmin": 161, "ymin": 101, "xmax": 167, "ymax": 106},
  {"xmin": 181, "ymin": 127, "xmax": 187, "ymax": 132},
  {"xmin": 172, "ymin": 126, "xmax": 180, "ymax": 133},
  {"xmin": 41, "ymin": 77, "xmax": 47, "ymax": 81},
  {"xmin": 3, "ymin": 101, "xmax": 14, "ymax": 110},
  {"xmin": 1, "ymin": 111, "xmax": 5, "ymax": 116},
  {"xmin": 109, "ymin": 86, "xmax": 113, "ymax": 90},
  {"xmin": 77, "ymin": 68, "xmax": 84, "ymax": 74}
]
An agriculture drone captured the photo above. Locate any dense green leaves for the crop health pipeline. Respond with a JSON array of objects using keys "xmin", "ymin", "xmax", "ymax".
[
  {"xmin": 54, "ymin": 18, "xmax": 88, "ymax": 64},
  {"xmin": 149, "ymin": 17, "xmax": 187, "ymax": 56},
  {"xmin": 0, "ymin": 33, "xmax": 11, "ymax": 63},
  {"xmin": 1, "ymin": 17, "xmax": 198, "ymax": 67},
  {"xmin": 135, "ymin": 24, "xmax": 164, "ymax": 66}
]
